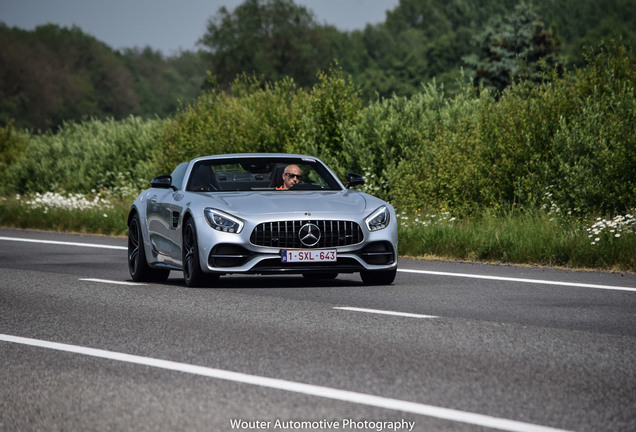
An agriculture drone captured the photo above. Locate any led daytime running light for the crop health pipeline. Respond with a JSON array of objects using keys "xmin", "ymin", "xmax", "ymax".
[
  {"xmin": 366, "ymin": 206, "xmax": 390, "ymax": 231},
  {"xmin": 204, "ymin": 208, "xmax": 244, "ymax": 233}
]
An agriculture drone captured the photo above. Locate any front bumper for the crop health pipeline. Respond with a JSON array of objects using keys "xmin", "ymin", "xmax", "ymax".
[{"xmin": 206, "ymin": 240, "xmax": 396, "ymax": 275}]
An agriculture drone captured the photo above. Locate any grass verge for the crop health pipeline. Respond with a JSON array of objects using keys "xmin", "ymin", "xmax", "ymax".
[
  {"xmin": 0, "ymin": 193, "xmax": 130, "ymax": 237},
  {"xmin": 398, "ymin": 208, "xmax": 635, "ymax": 272}
]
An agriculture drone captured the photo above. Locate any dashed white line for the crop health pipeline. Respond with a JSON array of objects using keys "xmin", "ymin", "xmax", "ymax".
[
  {"xmin": 0, "ymin": 236, "xmax": 127, "ymax": 250},
  {"xmin": 334, "ymin": 306, "xmax": 437, "ymax": 319},
  {"xmin": 0, "ymin": 334, "xmax": 571, "ymax": 432},
  {"xmin": 398, "ymin": 269, "xmax": 636, "ymax": 292},
  {"xmin": 79, "ymin": 278, "xmax": 145, "ymax": 286}
]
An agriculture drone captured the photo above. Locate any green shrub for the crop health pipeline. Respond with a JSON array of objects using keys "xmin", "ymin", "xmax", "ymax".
[
  {"xmin": 3, "ymin": 116, "xmax": 165, "ymax": 195},
  {"xmin": 352, "ymin": 40, "xmax": 635, "ymax": 217},
  {"xmin": 7, "ymin": 41, "xmax": 630, "ymax": 221},
  {"xmin": 544, "ymin": 41, "xmax": 636, "ymax": 216},
  {"xmin": 155, "ymin": 65, "xmax": 362, "ymax": 177},
  {"xmin": 341, "ymin": 79, "xmax": 490, "ymax": 214},
  {"xmin": 290, "ymin": 66, "xmax": 362, "ymax": 175},
  {"xmin": 0, "ymin": 121, "xmax": 28, "ymax": 179},
  {"xmin": 155, "ymin": 76, "xmax": 301, "ymax": 173}
]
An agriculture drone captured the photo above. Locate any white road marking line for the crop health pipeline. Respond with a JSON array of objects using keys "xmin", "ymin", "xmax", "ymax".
[
  {"xmin": 3, "ymin": 234, "xmax": 633, "ymax": 293},
  {"xmin": 0, "ymin": 236, "xmax": 127, "ymax": 250},
  {"xmin": 0, "ymin": 334, "xmax": 571, "ymax": 432},
  {"xmin": 79, "ymin": 278, "xmax": 145, "ymax": 286},
  {"xmin": 398, "ymin": 269, "xmax": 636, "ymax": 292},
  {"xmin": 334, "ymin": 306, "xmax": 438, "ymax": 319}
]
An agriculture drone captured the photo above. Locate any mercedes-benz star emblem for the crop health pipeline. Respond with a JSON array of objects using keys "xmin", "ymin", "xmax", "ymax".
[{"xmin": 298, "ymin": 223, "xmax": 321, "ymax": 247}]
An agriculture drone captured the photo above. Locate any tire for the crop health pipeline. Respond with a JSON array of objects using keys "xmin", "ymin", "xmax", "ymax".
[
  {"xmin": 360, "ymin": 268, "xmax": 397, "ymax": 286},
  {"xmin": 182, "ymin": 218, "xmax": 217, "ymax": 287},
  {"xmin": 128, "ymin": 213, "xmax": 170, "ymax": 282}
]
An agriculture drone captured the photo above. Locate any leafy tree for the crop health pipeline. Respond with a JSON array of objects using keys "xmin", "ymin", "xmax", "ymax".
[
  {"xmin": 0, "ymin": 23, "xmax": 139, "ymax": 131},
  {"xmin": 346, "ymin": 0, "xmax": 519, "ymax": 100},
  {"xmin": 121, "ymin": 47, "xmax": 206, "ymax": 117},
  {"xmin": 198, "ymin": 0, "xmax": 334, "ymax": 89},
  {"xmin": 464, "ymin": 2, "xmax": 564, "ymax": 92},
  {"xmin": 2, "ymin": 0, "xmax": 634, "ymax": 131},
  {"xmin": 533, "ymin": 0, "xmax": 635, "ymax": 66},
  {"xmin": 384, "ymin": 0, "xmax": 452, "ymax": 38}
]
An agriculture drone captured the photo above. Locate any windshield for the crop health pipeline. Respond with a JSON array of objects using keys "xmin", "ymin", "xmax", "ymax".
[{"xmin": 185, "ymin": 157, "xmax": 342, "ymax": 192}]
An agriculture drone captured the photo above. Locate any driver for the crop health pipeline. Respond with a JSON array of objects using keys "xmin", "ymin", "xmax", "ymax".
[{"xmin": 276, "ymin": 165, "xmax": 302, "ymax": 190}]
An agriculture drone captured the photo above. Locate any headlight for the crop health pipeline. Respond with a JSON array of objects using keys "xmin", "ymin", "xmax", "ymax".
[
  {"xmin": 366, "ymin": 206, "xmax": 390, "ymax": 231},
  {"xmin": 204, "ymin": 208, "xmax": 244, "ymax": 233}
]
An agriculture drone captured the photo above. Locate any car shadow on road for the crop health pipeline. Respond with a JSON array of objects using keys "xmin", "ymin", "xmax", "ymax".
[{"xmin": 158, "ymin": 273, "xmax": 365, "ymax": 289}]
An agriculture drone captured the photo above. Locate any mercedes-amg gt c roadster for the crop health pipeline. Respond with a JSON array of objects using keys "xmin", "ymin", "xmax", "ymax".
[{"xmin": 127, "ymin": 153, "xmax": 398, "ymax": 286}]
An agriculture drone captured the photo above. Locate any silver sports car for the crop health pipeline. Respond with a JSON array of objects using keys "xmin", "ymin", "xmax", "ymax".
[{"xmin": 127, "ymin": 153, "xmax": 398, "ymax": 286}]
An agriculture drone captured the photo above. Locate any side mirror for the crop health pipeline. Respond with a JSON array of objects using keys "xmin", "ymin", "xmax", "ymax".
[
  {"xmin": 150, "ymin": 174, "xmax": 176, "ymax": 190},
  {"xmin": 345, "ymin": 173, "xmax": 365, "ymax": 189}
]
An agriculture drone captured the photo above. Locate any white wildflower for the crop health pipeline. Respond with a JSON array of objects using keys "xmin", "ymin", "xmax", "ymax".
[
  {"xmin": 23, "ymin": 191, "xmax": 112, "ymax": 211},
  {"xmin": 583, "ymin": 210, "xmax": 635, "ymax": 245}
]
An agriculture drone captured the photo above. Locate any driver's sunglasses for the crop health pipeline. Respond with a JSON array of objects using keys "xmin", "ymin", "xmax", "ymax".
[{"xmin": 284, "ymin": 173, "xmax": 302, "ymax": 180}]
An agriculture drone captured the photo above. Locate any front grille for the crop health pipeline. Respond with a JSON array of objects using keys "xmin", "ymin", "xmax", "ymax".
[{"xmin": 250, "ymin": 220, "xmax": 364, "ymax": 248}]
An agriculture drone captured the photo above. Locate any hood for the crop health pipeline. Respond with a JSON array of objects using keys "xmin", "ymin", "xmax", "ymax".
[{"xmin": 200, "ymin": 190, "xmax": 372, "ymax": 216}]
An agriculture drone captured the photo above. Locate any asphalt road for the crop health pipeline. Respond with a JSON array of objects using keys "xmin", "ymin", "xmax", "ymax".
[{"xmin": 1, "ymin": 228, "xmax": 635, "ymax": 432}]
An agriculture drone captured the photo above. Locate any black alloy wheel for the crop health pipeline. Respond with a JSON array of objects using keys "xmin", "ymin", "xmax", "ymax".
[
  {"xmin": 128, "ymin": 213, "xmax": 169, "ymax": 282},
  {"xmin": 182, "ymin": 218, "xmax": 218, "ymax": 287}
]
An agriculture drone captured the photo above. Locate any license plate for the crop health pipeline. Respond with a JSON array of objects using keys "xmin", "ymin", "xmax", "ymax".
[{"xmin": 281, "ymin": 249, "xmax": 337, "ymax": 263}]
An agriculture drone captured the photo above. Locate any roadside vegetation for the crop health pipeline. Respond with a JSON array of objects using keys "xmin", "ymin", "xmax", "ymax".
[
  {"xmin": 2, "ymin": 0, "xmax": 634, "ymax": 132},
  {"xmin": 1, "ymin": 40, "xmax": 634, "ymax": 271}
]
